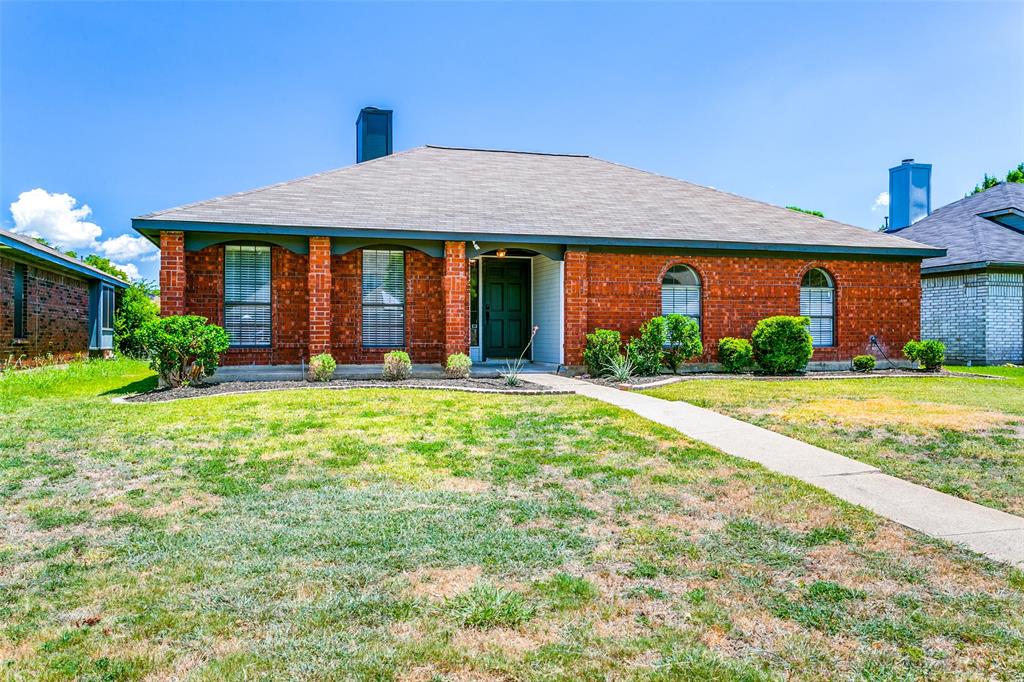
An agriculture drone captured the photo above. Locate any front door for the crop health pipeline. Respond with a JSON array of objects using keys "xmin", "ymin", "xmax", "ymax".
[{"xmin": 484, "ymin": 259, "xmax": 530, "ymax": 359}]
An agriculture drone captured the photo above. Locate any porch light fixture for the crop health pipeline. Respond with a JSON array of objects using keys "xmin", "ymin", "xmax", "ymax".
[{"xmin": 495, "ymin": 248, "xmax": 507, "ymax": 258}]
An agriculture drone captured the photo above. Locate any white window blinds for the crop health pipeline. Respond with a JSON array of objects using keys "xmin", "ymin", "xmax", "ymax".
[
  {"xmin": 800, "ymin": 269, "xmax": 834, "ymax": 347},
  {"xmin": 662, "ymin": 265, "xmax": 701, "ymax": 328},
  {"xmin": 362, "ymin": 249, "xmax": 405, "ymax": 347},
  {"xmin": 224, "ymin": 244, "xmax": 271, "ymax": 347}
]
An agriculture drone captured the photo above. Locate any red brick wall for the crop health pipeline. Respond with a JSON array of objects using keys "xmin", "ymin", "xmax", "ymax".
[
  {"xmin": 0, "ymin": 256, "xmax": 90, "ymax": 359},
  {"xmin": 159, "ymin": 231, "xmax": 185, "ymax": 316},
  {"xmin": 329, "ymin": 248, "xmax": 445, "ymax": 363},
  {"xmin": 307, "ymin": 237, "xmax": 332, "ymax": 356},
  {"xmin": 443, "ymin": 241, "xmax": 469, "ymax": 357},
  {"xmin": 565, "ymin": 252, "xmax": 921, "ymax": 365},
  {"xmin": 183, "ymin": 245, "xmax": 309, "ymax": 365}
]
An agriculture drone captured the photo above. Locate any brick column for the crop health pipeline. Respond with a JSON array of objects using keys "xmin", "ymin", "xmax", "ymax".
[
  {"xmin": 442, "ymin": 241, "xmax": 469, "ymax": 358},
  {"xmin": 563, "ymin": 248, "xmax": 589, "ymax": 365},
  {"xmin": 307, "ymin": 236, "xmax": 332, "ymax": 357},
  {"xmin": 159, "ymin": 231, "xmax": 185, "ymax": 316}
]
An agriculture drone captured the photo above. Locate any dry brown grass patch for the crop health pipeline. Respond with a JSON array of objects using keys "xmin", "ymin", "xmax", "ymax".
[
  {"xmin": 782, "ymin": 397, "xmax": 1010, "ymax": 432},
  {"xmin": 404, "ymin": 566, "xmax": 483, "ymax": 599}
]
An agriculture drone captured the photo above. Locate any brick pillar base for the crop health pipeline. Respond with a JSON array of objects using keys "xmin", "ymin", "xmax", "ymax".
[
  {"xmin": 563, "ymin": 248, "xmax": 589, "ymax": 365},
  {"xmin": 308, "ymin": 236, "xmax": 332, "ymax": 357},
  {"xmin": 443, "ymin": 241, "xmax": 469, "ymax": 358},
  {"xmin": 159, "ymin": 231, "xmax": 185, "ymax": 316}
]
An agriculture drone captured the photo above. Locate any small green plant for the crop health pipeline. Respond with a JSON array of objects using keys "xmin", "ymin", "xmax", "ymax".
[
  {"xmin": 502, "ymin": 325, "xmax": 539, "ymax": 387},
  {"xmin": 445, "ymin": 582, "xmax": 536, "ymax": 628},
  {"xmin": 903, "ymin": 339, "xmax": 945, "ymax": 371},
  {"xmin": 140, "ymin": 315, "xmax": 230, "ymax": 387},
  {"xmin": 718, "ymin": 337, "xmax": 753, "ymax": 373},
  {"xmin": 382, "ymin": 350, "xmax": 411, "ymax": 381},
  {"xmin": 751, "ymin": 316, "xmax": 813, "ymax": 374},
  {"xmin": 583, "ymin": 329, "xmax": 621, "ymax": 377},
  {"xmin": 445, "ymin": 352, "xmax": 472, "ymax": 379},
  {"xmin": 663, "ymin": 314, "xmax": 703, "ymax": 373},
  {"xmin": 307, "ymin": 353, "xmax": 336, "ymax": 382},
  {"xmin": 852, "ymin": 354, "xmax": 876, "ymax": 372},
  {"xmin": 605, "ymin": 353, "xmax": 634, "ymax": 383},
  {"xmin": 533, "ymin": 573, "xmax": 598, "ymax": 611},
  {"xmin": 626, "ymin": 317, "xmax": 667, "ymax": 376}
]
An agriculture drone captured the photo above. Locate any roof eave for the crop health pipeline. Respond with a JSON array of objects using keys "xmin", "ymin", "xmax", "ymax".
[
  {"xmin": 0, "ymin": 234, "xmax": 130, "ymax": 288},
  {"xmin": 132, "ymin": 218, "xmax": 945, "ymax": 259},
  {"xmin": 921, "ymin": 260, "xmax": 1024, "ymax": 275}
]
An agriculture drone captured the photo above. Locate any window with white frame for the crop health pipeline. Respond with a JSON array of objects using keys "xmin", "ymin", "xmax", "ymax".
[
  {"xmin": 224, "ymin": 244, "xmax": 272, "ymax": 347},
  {"xmin": 662, "ymin": 265, "xmax": 701, "ymax": 328},
  {"xmin": 362, "ymin": 249, "xmax": 405, "ymax": 347},
  {"xmin": 800, "ymin": 268, "xmax": 834, "ymax": 347}
]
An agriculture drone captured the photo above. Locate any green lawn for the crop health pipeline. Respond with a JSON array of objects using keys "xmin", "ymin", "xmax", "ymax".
[
  {"xmin": 1, "ymin": 360, "xmax": 1023, "ymax": 680},
  {"xmin": 646, "ymin": 367, "xmax": 1024, "ymax": 516}
]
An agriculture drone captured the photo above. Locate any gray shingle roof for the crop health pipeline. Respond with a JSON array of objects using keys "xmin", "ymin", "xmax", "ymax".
[
  {"xmin": 0, "ymin": 227, "xmax": 130, "ymax": 287},
  {"xmin": 135, "ymin": 145, "xmax": 940, "ymax": 256},
  {"xmin": 891, "ymin": 182, "xmax": 1024, "ymax": 271}
]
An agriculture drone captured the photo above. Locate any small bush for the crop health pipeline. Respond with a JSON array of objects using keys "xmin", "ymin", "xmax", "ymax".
[
  {"xmin": 605, "ymin": 353, "xmax": 634, "ymax": 383},
  {"xmin": 718, "ymin": 337, "xmax": 753, "ymax": 373},
  {"xmin": 663, "ymin": 314, "xmax": 703, "ymax": 373},
  {"xmin": 583, "ymin": 329, "xmax": 621, "ymax": 377},
  {"xmin": 445, "ymin": 352, "xmax": 473, "ymax": 379},
  {"xmin": 626, "ymin": 316, "xmax": 667, "ymax": 376},
  {"xmin": 307, "ymin": 353, "xmax": 336, "ymax": 382},
  {"xmin": 852, "ymin": 354, "xmax": 876, "ymax": 372},
  {"xmin": 903, "ymin": 339, "xmax": 945, "ymax": 371},
  {"xmin": 382, "ymin": 350, "xmax": 411, "ymax": 381},
  {"xmin": 140, "ymin": 315, "xmax": 230, "ymax": 387},
  {"xmin": 751, "ymin": 316, "xmax": 813, "ymax": 374},
  {"xmin": 445, "ymin": 583, "xmax": 536, "ymax": 629}
]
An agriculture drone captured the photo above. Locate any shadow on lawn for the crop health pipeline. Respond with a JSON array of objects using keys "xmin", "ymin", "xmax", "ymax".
[{"xmin": 102, "ymin": 375, "xmax": 159, "ymax": 396}]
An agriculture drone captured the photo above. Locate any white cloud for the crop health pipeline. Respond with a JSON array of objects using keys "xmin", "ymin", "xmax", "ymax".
[
  {"xmin": 9, "ymin": 188, "xmax": 156, "ymax": 280},
  {"xmin": 97, "ymin": 233, "xmax": 159, "ymax": 262},
  {"xmin": 110, "ymin": 261, "xmax": 142, "ymax": 281},
  {"xmin": 872, "ymin": 191, "xmax": 890, "ymax": 211},
  {"xmin": 10, "ymin": 188, "xmax": 102, "ymax": 250}
]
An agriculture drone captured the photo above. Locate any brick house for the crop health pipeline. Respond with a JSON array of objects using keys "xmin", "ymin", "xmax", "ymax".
[
  {"xmin": 1, "ymin": 228, "xmax": 128, "ymax": 361},
  {"xmin": 886, "ymin": 175, "xmax": 1023, "ymax": 365},
  {"xmin": 132, "ymin": 109, "xmax": 942, "ymax": 370}
]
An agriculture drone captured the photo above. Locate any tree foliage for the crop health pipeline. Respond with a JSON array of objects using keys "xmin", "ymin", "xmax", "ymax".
[
  {"xmin": 969, "ymin": 163, "xmax": 1024, "ymax": 195},
  {"xmin": 83, "ymin": 254, "xmax": 129, "ymax": 281},
  {"xmin": 115, "ymin": 282, "xmax": 160, "ymax": 357},
  {"xmin": 786, "ymin": 206, "xmax": 825, "ymax": 218}
]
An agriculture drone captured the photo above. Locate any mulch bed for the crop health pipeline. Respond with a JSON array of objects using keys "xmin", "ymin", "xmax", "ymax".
[{"xmin": 122, "ymin": 377, "xmax": 564, "ymax": 403}]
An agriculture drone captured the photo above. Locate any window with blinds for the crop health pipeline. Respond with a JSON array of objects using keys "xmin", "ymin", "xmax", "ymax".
[
  {"xmin": 13, "ymin": 263, "xmax": 27, "ymax": 339},
  {"xmin": 662, "ymin": 265, "xmax": 701, "ymax": 328},
  {"xmin": 101, "ymin": 286, "xmax": 115, "ymax": 331},
  {"xmin": 800, "ymin": 268, "xmax": 834, "ymax": 347},
  {"xmin": 224, "ymin": 244, "xmax": 271, "ymax": 347},
  {"xmin": 362, "ymin": 249, "xmax": 405, "ymax": 347}
]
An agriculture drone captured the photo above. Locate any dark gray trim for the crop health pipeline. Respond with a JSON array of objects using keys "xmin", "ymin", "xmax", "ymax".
[
  {"xmin": 186, "ymin": 232, "xmax": 309, "ymax": 254},
  {"xmin": 921, "ymin": 260, "xmax": 1024, "ymax": 276},
  {"xmin": 133, "ymin": 219, "xmax": 944, "ymax": 259},
  {"xmin": 333, "ymin": 238, "xmax": 444, "ymax": 258}
]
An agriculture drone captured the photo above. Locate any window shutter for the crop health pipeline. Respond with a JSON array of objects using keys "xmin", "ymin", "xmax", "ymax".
[
  {"xmin": 224, "ymin": 245, "xmax": 272, "ymax": 347},
  {"xmin": 362, "ymin": 250, "xmax": 405, "ymax": 347}
]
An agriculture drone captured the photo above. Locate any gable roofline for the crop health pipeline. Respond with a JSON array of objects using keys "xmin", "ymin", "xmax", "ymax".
[
  {"xmin": 0, "ymin": 228, "xmax": 130, "ymax": 288},
  {"xmin": 132, "ymin": 218, "xmax": 944, "ymax": 259}
]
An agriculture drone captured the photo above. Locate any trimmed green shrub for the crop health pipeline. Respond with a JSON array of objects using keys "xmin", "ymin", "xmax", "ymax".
[
  {"xmin": 852, "ymin": 355, "xmax": 876, "ymax": 372},
  {"xmin": 626, "ymin": 316, "xmax": 667, "ymax": 376},
  {"xmin": 307, "ymin": 353, "xmax": 336, "ymax": 382},
  {"xmin": 751, "ymin": 316, "xmax": 813, "ymax": 374},
  {"xmin": 140, "ymin": 315, "xmax": 230, "ymax": 387},
  {"xmin": 903, "ymin": 339, "xmax": 945, "ymax": 371},
  {"xmin": 382, "ymin": 350, "xmax": 412, "ymax": 380},
  {"xmin": 663, "ymin": 314, "xmax": 703, "ymax": 373},
  {"xmin": 583, "ymin": 329, "xmax": 622, "ymax": 377},
  {"xmin": 445, "ymin": 352, "xmax": 473, "ymax": 379},
  {"xmin": 718, "ymin": 337, "xmax": 754, "ymax": 373},
  {"xmin": 114, "ymin": 281, "xmax": 159, "ymax": 357}
]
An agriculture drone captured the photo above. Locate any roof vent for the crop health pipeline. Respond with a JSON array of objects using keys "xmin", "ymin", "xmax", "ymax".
[{"xmin": 356, "ymin": 107, "xmax": 393, "ymax": 163}]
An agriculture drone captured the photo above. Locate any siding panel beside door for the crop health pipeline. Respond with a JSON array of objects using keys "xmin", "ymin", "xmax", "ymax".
[{"xmin": 532, "ymin": 256, "xmax": 562, "ymax": 363}]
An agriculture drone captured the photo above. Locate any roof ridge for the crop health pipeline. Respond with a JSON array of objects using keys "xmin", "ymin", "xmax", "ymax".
[
  {"xmin": 136, "ymin": 146, "xmax": 429, "ymax": 219},
  {"xmin": 424, "ymin": 144, "xmax": 589, "ymax": 158}
]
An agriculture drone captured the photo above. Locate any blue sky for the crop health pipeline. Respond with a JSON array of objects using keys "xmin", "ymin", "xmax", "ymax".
[{"xmin": 2, "ymin": 1, "xmax": 1022, "ymax": 281}]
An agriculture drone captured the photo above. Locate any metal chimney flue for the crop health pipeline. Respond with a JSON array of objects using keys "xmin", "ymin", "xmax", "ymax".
[
  {"xmin": 356, "ymin": 107, "xmax": 393, "ymax": 163},
  {"xmin": 888, "ymin": 158, "xmax": 932, "ymax": 231}
]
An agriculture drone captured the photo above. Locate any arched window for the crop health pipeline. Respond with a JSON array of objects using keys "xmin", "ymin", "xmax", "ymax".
[
  {"xmin": 800, "ymin": 268, "xmax": 834, "ymax": 347},
  {"xmin": 662, "ymin": 265, "xmax": 701, "ymax": 328}
]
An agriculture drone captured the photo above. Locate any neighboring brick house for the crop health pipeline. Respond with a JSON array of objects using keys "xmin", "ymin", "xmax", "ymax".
[
  {"xmin": 887, "ymin": 180, "xmax": 1024, "ymax": 365},
  {"xmin": 132, "ymin": 109, "xmax": 942, "ymax": 370},
  {"xmin": 1, "ymin": 228, "xmax": 128, "ymax": 362}
]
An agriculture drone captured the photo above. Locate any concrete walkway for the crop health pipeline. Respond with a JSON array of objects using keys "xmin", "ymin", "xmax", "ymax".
[{"xmin": 527, "ymin": 374, "xmax": 1024, "ymax": 567}]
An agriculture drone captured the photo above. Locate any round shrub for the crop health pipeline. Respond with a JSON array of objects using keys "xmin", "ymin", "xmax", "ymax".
[
  {"xmin": 140, "ymin": 315, "xmax": 230, "ymax": 387},
  {"xmin": 445, "ymin": 352, "xmax": 473, "ymax": 379},
  {"xmin": 903, "ymin": 339, "xmax": 945, "ymax": 371},
  {"xmin": 382, "ymin": 350, "xmax": 412, "ymax": 381},
  {"xmin": 852, "ymin": 354, "xmax": 876, "ymax": 372},
  {"xmin": 663, "ymin": 314, "xmax": 703, "ymax": 373},
  {"xmin": 583, "ymin": 329, "xmax": 622, "ymax": 377},
  {"xmin": 718, "ymin": 337, "xmax": 754, "ymax": 373},
  {"xmin": 750, "ymin": 316, "xmax": 813, "ymax": 374},
  {"xmin": 307, "ymin": 353, "xmax": 336, "ymax": 382},
  {"xmin": 626, "ymin": 317, "xmax": 668, "ymax": 376}
]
